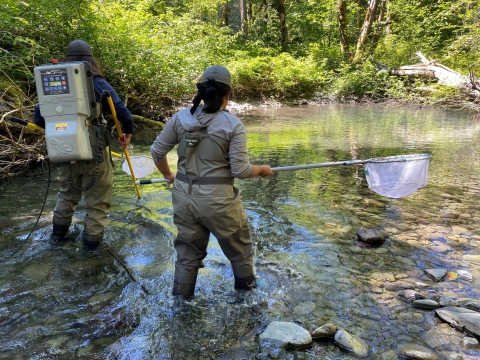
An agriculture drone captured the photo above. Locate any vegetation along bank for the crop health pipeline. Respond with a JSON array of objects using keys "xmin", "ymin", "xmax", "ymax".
[{"xmin": 1, "ymin": 0, "xmax": 480, "ymax": 178}]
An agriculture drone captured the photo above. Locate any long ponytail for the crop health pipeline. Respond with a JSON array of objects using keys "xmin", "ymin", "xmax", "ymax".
[{"xmin": 190, "ymin": 79, "xmax": 231, "ymax": 115}]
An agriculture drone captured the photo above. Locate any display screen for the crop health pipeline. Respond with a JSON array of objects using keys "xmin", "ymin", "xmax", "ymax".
[{"xmin": 40, "ymin": 68, "xmax": 70, "ymax": 95}]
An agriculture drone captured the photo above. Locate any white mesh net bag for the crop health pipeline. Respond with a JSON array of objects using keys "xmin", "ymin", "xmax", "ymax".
[
  {"xmin": 122, "ymin": 155, "xmax": 157, "ymax": 178},
  {"xmin": 364, "ymin": 154, "xmax": 431, "ymax": 198}
]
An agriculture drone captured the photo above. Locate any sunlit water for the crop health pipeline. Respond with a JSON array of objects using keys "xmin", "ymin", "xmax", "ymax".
[{"xmin": 1, "ymin": 104, "xmax": 479, "ymax": 359}]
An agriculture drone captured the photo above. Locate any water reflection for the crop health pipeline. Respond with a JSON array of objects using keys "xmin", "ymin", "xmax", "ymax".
[{"xmin": 1, "ymin": 104, "xmax": 479, "ymax": 359}]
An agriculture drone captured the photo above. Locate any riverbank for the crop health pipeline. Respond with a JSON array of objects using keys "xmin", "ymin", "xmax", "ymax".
[{"xmin": 1, "ymin": 93, "xmax": 479, "ymax": 181}]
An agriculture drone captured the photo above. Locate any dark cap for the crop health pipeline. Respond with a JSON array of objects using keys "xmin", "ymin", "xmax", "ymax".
[
  {"xmin": 66, "ymin": 40, "xmax": 93, "ymax": 57},
  {"xmin": 201, "ymin": 65, "xmax": 232, "ymax": 89}
]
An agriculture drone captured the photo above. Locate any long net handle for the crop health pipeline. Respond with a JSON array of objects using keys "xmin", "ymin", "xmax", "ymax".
[
  {"xmin": 271, "ymin": 160, "xmax": 366, "ymax": 172},
  {"xmin": 104, "ymin": 92, "xmax": 142, "ymax": 199}
]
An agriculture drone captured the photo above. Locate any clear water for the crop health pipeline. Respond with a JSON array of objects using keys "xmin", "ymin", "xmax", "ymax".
[{"xmin": 0, "ymin": 104, "xmax": 479, "ymax": 359}]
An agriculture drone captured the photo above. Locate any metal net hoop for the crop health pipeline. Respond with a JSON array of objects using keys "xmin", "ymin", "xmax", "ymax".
[{"xmin": 364, "ymin": 154, "xmax": 431, "ymax": 198}]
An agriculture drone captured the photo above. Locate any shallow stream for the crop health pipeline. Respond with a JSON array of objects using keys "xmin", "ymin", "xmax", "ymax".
[{"xmin": 1, "ymin": 104, "xmax": 479, "ymax": 359}]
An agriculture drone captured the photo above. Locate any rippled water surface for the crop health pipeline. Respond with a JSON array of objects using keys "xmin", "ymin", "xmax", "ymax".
[{"xmin": 1, "ymin": 104, "xmax": 479, "ymax": 359}]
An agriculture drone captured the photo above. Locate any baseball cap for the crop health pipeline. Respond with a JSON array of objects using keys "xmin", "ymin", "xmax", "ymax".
[
  {"xmin": 66, "ymin": 40, "xmax": 93, "ymax": 57},
  {"xmin": 201, "ymin": 65, "xmax": 232, "ymax": 89}
]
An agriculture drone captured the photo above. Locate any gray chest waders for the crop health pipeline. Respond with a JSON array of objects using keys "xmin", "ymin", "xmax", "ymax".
[{"xmin": 176, "ymin": 127, "xmax": 233, "ymax": 192}]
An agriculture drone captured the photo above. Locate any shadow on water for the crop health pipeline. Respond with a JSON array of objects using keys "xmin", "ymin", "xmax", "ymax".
[{"xmin": 1, "ymin": 104, "xmax": 480, "ymax": 359}]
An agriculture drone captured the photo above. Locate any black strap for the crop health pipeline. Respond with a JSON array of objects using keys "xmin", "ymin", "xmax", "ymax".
[{"xmin": 176, "ymin": 172, "xmax": 234, "ymax": 195}]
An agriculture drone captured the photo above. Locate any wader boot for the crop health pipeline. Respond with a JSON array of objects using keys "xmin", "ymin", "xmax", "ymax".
[
  {"xmin": 172, "ymin": 271, "xmax": 198, "ymax": 301},
  {"xmin": 82, "ymin": 232, "xmax": 103, "ymax": 251},
  {"xmin": 234, "ymin": 275, "xmax": 257, "ymax": 290},
  {"xmin": 50, "ymin": 224, "xmax": 70, "ymax": 243}
]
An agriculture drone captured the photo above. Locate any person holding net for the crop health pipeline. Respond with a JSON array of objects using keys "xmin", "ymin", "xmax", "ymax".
[{"xmin": 150, "ymin": 65, "xmax": 274, "ymax": 301}]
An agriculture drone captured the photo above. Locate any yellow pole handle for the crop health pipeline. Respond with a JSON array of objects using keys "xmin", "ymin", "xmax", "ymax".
[
  {"xmin": 104, "ymin": 93, "xmax": 142, "ymax": 199},
  {"xmin": 8, "ymin": 116, "xmax": 45, "ymax": 131}
]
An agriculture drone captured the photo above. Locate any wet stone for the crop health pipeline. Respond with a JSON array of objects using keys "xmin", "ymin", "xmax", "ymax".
[
  {"xmin": 356, "ymin": 228, "xmax": 385, "ymax": 245},
  {"xmin": 310, "ymin": 322, "xmax": 337, "ymax": 339},
  {"xmin": 384, "ymin": 281, "xmax": 415, "ymax": 291},
  {"xmin": 463, "ymin": 301, "xmax": 480, "ymax": 312},
  {"xmin": 259, "ymin": 321, "xmax": 312, "ymax": 350},
  {"xmin": 424, "ymin": 269, "xmax": 447, "ymax": 282},
  {"xmin": 398, "ymin": 290, "xmax": 426, "ymax": 302},
  {"xmin": 461, "ymin": 336, "xmax": 479, "ymax": 349},
  {"xmin": 334, "ymin": 329, "xmax": 368, "ymax": 358},
  {"xmin": 457, "ymin": 269, "xmax": 473, "ymax": 281},
  {"xmin": 412, "ymin": 299, "xmax": 440, "ymax": 309},
  {"xmin": 430, "ymin": 294, "xmax": 457, "ymax": 307},
  {"xmin": 396, "ymin": 343, "xmax": 439, "ymax": 360},
  {"xmin": 435, "ymin": 307, "xmax": 480, "ymax": 337}
]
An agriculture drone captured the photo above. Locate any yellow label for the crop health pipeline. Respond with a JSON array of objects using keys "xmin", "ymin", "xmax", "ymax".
[{"xmin": 55, "ymin": 123, "xmax": 67, "ymax": 131}]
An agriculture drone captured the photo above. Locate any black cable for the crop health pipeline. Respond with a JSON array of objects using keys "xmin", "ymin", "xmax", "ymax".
[{"xmin": 0, "ymin": 158, "xmax": 51, "ymax": 262}]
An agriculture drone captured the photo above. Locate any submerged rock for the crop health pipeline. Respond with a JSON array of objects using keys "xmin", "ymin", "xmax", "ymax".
[
  {"xmin": 397, "ymin": 343, "xmax": 439, "ymax": 360},
  {"xmin": 310, "ymin": 322, "xmax": 337, "ymax": 339},
  {"xmin": 334, "ymin": 329, "xmax": 368, "ymax": 357},
  {"xmin": 436, "ymin": 307, "xmax": 480, "ymax": 337},
  {"xmin": 461, "ymin": 336, "xmax": 479, "ymax": 349},
  {"xmin": 412, "ymin": 299, "xmax": 440, "ymax": 309},
  {"xmin": 357, "ymin": 228, "xmax": 385, "ymax": 245},
  {"xmin": 398, "ymin": 289, "xmax": 426, "ymax": 302},
  {"xmin": 424, "ymin": 269, "xmax": 447, "ymax": 282},
  {"xmin": 457, "ymin": 269, "xmax": 473, "ymax": 281},
  {"xmin": 258, "ymin": 321, "xmax": 312, "ymax": 350},
  {"xmin": 463, "ymin": 301, "xmax": 480, "ymax": 312}
]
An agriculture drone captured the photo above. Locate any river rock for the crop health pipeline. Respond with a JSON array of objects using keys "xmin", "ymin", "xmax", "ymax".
[
  {"xmin": 396, "ymin": 343, "xmax": 439, "ymax": 360},
  {"xmin": 463, "ymin": 301, "xmax": 480, "ymax": 312},
  {"xmin": 357, "ymin": 228, "xmax": 385, "ymax": 245},
  {"xmin": 334, "ymin": 329, "xmax": 368, "ymax": 357},
  {"xmin": 311, "ymin": 323, "xmax": 337, "ymax": 339},
  {"xmin": 431, "ymin": 295, "xmax": 457, "ymax": 307},
  {"xmin": 398, "ymin": 289, "xmax": 426, "ymax": 302},
  {"xmin": 457, "ymin": 269, "xmax": 473, "ymax": 281},
  {"xmin": 259, "ymin": 321, "xmax": 312, "ymax": 349},
  {"xmin": 384, "ymin": 281, "xmax": 415, "ymax": 291},
  {"xmin": 435, "ymin": 307, "xmax": 480, "ymax": 337},
  {"xmin": 413, "ymin": 299, "xmax": 440, "ymax": 309},
  {"xmin": 461, "ymin": 336, "xmax": 479, "ymax": 349},
  {"xmin": 424, "ymin": 269, "xmax": 447, "ymax": 282}
]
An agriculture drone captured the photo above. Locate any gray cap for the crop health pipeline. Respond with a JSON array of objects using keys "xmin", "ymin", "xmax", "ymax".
[
  {"xmin": 66, "ymin": 40, "xmax": 93, "ymax": 57},
  {"xmin": 201, "ymin": 65, "xmax": 232, "ymax": 89}
]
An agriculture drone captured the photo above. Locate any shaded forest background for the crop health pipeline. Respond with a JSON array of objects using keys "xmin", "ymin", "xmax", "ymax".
[
  {"xmin": 0, "ymin": 0, "xmax": 480, "ymax": 177},
  {"xmin": 1, "ymin": 0, "xmax": 480, "ymax": 118}
]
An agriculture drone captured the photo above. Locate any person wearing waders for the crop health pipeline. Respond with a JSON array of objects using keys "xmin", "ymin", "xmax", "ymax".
[
  {"xmin": 33, "ymin": 40, "xmax": 134, "ymax": 250},
  {"xmin": 150, "ymin": 65, "xmax": 274, "ymax": 300}
]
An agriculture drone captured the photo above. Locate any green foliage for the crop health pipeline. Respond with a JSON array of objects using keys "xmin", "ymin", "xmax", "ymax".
[
  {"xmin": 1, "ymin": 0, "xmax": 479, "ymax": 113},
  {"xmin": 329, "ymin": 62, "xmax": 391, "ymax": 100},
  {"xmin": 229, "ymin": 53, "xmax": 330, "ymax": 100}
]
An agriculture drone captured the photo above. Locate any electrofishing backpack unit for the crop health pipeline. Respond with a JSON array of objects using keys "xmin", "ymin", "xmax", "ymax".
[{"xmin": 33, "ymin": 61, "xmax": 99, "ymax": 162}]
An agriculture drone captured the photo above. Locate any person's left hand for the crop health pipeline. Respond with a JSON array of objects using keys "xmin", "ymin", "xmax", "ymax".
[{"xmin": 163, "ymin": 172, "xmax": 176, "ymax": 184}]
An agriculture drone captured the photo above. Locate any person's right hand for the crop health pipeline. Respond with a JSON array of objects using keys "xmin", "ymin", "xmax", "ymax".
[{"xmin": 259, "ymin": 165, "xmax": 274, "ymax": 177}]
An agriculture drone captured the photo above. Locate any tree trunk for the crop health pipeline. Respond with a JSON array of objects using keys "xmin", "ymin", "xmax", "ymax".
[
  {"xmin": 240, "ymin": 0, "xmax": 247, "ymax": 34},
  {"xmin": 337, "ymin": 0, "xmax": 349, "ymax": 58},
  {"xmin": 352, "ymin": 0, "xmax": 379, "ymax": 63},
  {"xmin": 369, "ymin": 0, "xmax": 387, "ymax": 55},
  {"xmin": 274, "ymin": 0, "xmax": 288, "ymax": 50},
  {"xmin": 222, "ymin": 2, "xmax": 230, "ymax": 26}
]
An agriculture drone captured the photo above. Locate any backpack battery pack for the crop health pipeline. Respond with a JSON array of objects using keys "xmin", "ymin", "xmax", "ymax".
[{"xmin": 34, "ymin": 61, "xmax": 98, "ymax": 162}]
